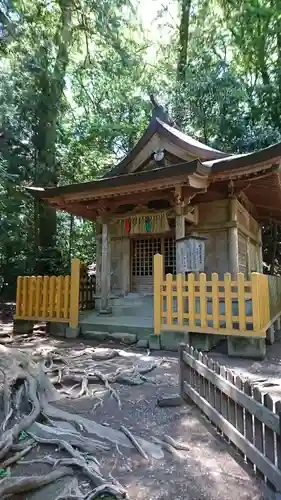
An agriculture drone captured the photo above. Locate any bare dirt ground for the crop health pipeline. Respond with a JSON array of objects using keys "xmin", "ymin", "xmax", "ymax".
[
  {"xmin": 209, "ymin": 331, "xmax": 281, "ymax": 399},
  {"xmin": 0, "ymin": 318, "xmax": 274, "ymax": 500}
]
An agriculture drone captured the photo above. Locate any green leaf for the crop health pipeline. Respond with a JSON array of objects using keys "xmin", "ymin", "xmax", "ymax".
[
  {"xmin": 19, "ymin": 431, "xmax": 28, "ymax": 441},
  {"xmin": 0, "ymin": 468, "xmax": 9, "ymax": 477}
]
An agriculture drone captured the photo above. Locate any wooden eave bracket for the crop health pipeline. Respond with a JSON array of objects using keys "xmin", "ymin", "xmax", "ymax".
[
  {"xmin": 211, "ymin": 162, "xmax": 279, "ymax": 182},
  {"xmin": 185, "ymin": 205, "xmax": 199, "ymax": 224}
]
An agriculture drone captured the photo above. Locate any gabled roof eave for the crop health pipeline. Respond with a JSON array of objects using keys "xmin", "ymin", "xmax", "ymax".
[{"xmin": 105, "ymin": 117, "xmax": 228, "ymax": 178}]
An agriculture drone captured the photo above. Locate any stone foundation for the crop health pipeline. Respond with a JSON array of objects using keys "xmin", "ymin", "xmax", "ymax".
[
  {"xmin": 13, "ymin": 319, "xmax": 34, "ymax": 334},
  {"xmin": 227, "ymin": 336, "xmax": 266, "ymax": 359},
  {"xmin": 65, "ymin": 327, "xmax": 80, "ymax": 339},
  {"xmin": 160, "ymin": 331, "xmax": 190, "ymax": 351},
  {"xmin": 149, "ymin": 334, "xmax": 161, "ymax": 350},
  {"xmin": 266, "ymin": 325, "xmax": 275, "ymax": 345},
  {"xmin": 47, "ymin": 322, "xmax": 67, "ymax": 338},
  {"xmin": 189, "ymin": 332, "xmax": 222, "ymax": 351},
  {"xmin": 46, "ymin": 319, "xmax": 267, "ymax": 360}
]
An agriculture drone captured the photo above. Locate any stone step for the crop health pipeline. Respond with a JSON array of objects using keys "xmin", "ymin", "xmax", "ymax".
[
  {"xmin": 110, "ymin": 294, "xmax": 153, "ymax": 308},
  {"xmin": 79, "ymin": 322, "xmax": 153, "ymax": 338},
  {"xmin": 111, "ymin": 306, "xmax": 153, "ymax": 317},
  {"xmin": 83, "ymin": 330, "xmax": 137, "ymax": 344}
]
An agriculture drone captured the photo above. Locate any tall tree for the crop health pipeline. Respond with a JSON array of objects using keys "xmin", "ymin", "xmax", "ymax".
[{"xmin": 175, "ymin": 0, "xmax": 192, "ymax": 126}]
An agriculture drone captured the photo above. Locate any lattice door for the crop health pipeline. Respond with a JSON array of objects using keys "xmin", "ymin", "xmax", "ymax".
[
  {"xmin": 164, "ymin": 237, "xmax": 176, "ymax": 275},
  {"xmin": 132, "ymin": 237, "xmax": 175, "ymax": 294}
]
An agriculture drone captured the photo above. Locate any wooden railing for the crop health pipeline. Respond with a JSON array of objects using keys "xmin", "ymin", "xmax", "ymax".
[
  {"xmin": 268, "ymin": 275, "xmax": 281, "ymax": 323},
  {"xmin": 15, "ymin": 259, "xmax": 80, "ymax": 328},
  {"xmin": 179, "ymin": 344, "xmax": 281, "ymax": 491},
  {"xmin": 79, "ymin": 264, "xmax": 96, "ymax": 311},
  {"xmin": 154, "ymin": 253, "xmax": 271, "ymax": 337}
]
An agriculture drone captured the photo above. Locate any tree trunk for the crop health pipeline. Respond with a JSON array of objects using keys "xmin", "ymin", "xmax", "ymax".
[
  {"xmin": 175, "ymin": 0, "xmax": 192, "ymax": 127},
  {"xmin": 275, "ymin": 0, "xmax": 281, "ymax": 129},
  {"xmin": 34, "ymin": 0, "xmax": 73, "ymax": 274}
]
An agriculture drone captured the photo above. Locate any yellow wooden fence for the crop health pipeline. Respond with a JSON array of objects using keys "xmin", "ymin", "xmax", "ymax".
[
  {"xmin": 154, "ymin": 253, "xmax": 273, "ymax": 337},
  {"xmin": 15, "ymin": 259, "xmax": 80, "ymax": 328}
]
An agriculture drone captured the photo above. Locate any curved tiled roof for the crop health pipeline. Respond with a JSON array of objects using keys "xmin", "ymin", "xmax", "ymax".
[{"xmin": 107, "ymin": 117, "xmax": 229, "ymax": 177}]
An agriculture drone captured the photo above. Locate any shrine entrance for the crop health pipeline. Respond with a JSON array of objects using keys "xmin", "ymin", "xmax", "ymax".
[{"xmin": 131, "ymin": 236, "xmax": 176, "ymax": 294}]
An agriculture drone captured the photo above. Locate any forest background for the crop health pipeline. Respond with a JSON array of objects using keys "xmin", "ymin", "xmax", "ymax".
[{"xmin": 1, "ymin": 0, "xmax": 281, "ymax": 297}]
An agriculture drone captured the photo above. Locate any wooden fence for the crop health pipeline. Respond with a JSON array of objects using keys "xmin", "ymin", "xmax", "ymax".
[
  {"xmin": 15, "ymin": 259, "xmax": 80, "ymax": 328},
  {"xmin": 79, "ymin": 264, "xmax": 96, "ymax": 311},
  {"xmin": 179, "ymin": 344, "xmax": 281, "ymax": 491},
  {"xmin": 154, "ymin": 253, "xmax": 272, "ymax": 337},
  {"xmin": 268, "ymin": 275, "xmax": 281, "ymax": 324}
]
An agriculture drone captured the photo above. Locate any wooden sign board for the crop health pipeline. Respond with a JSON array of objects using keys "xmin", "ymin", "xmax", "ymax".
[{"xmin": 178, "ymin": 237, "xmax": 205, "ymax": 273}]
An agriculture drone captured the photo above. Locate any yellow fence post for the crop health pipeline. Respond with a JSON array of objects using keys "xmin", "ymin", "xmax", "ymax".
[
  {"xmin": 154, "ymin": 253, "xmax": 163, "ymax": 335},
  {"xmin": 176, "ymin": 273, "xmax": 183, "ymax": 327},
  {"xmin": 212, "ymin": 273, "xmax": 219, "ymax": 330},
  {"xmin": 237, "ymin": 273, "xmax": 246, "ymax": 331},
  {"xmin": 199, "ymin": 273, "xmax": 207, "ymax": 328},
  {"xmin": 224, "ymin": 273, "xmax": 232, "ymax": 330},
  {"xmin": 70, "ymin": 258, "xmax": 80, "ymax": 328},
  {"xmin": 261, "ymin": 274, "xmax": 270, "ymax": 329},
  {"xmin": 265, "ymin": 275, "xmax": 270, "ymax": 327},
  {"xmin": 251, "ymin": 273, "xmax": 261, "ymax": 333},
  {"xmin": 16, "ymin": 276, "xmax": 22, "ymax": 317}
]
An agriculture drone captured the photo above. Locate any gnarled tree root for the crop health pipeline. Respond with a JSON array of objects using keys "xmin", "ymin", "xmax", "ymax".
[
  {"xmin": 0, "ymin": 442, "xmax": 35, "ymax": 468},
  {"xmin": 120, "ymin": 425, "xmax": 148, "ymax": 460},
  {"xmin": 0, "ymin": 466, "xmax": 73, "ymax": 498},
  {"xmin": 85, "ymin": 483, "xmax": 127, "ymax": 499}
]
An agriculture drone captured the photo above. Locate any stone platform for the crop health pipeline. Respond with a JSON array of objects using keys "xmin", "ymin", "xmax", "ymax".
[{"xmin": 46, "ymin": 293, "xmax": 268, "ymax": 358}]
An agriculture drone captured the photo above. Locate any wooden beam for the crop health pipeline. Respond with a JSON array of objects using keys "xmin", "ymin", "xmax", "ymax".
[
  {"xmin": 100, "ymin": 222, "xmax": 111, "ymax": 311},
  {"xmin": 174, "ymin": 186, "xmax": 186, "ymax": 273},
  {"xmin": 47, "ymin": 174, "xmax": 194, "ymax": 204},
  {"xmin": 229, "ymin": 199, "xmax": 239, "ymax": 276}
]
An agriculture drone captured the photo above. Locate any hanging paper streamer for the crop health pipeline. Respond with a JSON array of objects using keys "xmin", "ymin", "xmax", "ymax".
[
  {"xmin": 145, "ymin": 216, "xmax": 151, "ymax": 232},
  {"xmin": 125, "ymin": 219, "xmax": 131, "ymax": 233},
  {"xmin": 117, "ymin": 212, "xmax": 170, "ymax": 236}
]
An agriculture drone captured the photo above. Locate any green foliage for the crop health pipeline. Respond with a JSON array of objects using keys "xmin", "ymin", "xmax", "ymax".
[{"xmin": 1, "ymin": 0, "xmax": 281, "ymax": 293}]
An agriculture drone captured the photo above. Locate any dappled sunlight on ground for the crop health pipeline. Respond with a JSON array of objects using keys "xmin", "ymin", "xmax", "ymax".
[
  {"xmin": 0, "ymin": 327, "xmax": 275, "ymax": 499},
  {"xmin": 210, "ymin": 334, "xmax": 281, "ymax": 398}
]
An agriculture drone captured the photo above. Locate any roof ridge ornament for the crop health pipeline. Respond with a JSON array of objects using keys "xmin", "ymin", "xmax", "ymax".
[{"xmin": 149, "ymin": 94, "xmax": 179, "ymax": 129}]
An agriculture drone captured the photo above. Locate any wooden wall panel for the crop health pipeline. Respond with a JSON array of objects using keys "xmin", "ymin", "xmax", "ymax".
[
  {"xmin": 238, "ymin": 232, "xmax": 247, "ymax": 275},
  {"xmin": 197, "ymin": 199, "xmax": 229, "ymax": 225},
  {"xmin": 110, "ymin": 236, "xmax": 130, "ymax": 295},
  {"xmin": 200, "ymin": 230, "xmax": 229, "ymax": 276}
]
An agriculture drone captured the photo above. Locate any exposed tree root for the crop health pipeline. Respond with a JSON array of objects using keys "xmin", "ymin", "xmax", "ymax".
[
  {"xmin": 76, "ymin": 376, "xmax": 90, "ymax": 398},
  {"xmin": 0, "ymin": 442, "xmax": 35, "ymax": 468},
  {"xmin": 94, "ymin": 370, "xmax": 121, "ymax": 408},
  {"xmin": 27, "ymin": 423, "xmax": 110, "ymax": 454},
  {"xmin": 53, "ymin": 477, "xmax": 84, "ymax": 500},
  {"xmin": 1, "ymin": 370, "xmax": 12, "ymax": 432},
  {"xmin": 120, "ymin": 425, "xmax": 148, "ymax": 460},
  {"xmin": 11, "ymin": 438, "xmax": 35, "ymax": 451},
  {"xmin": 0, "ymin": 344, "xmax": 162, "ymax": 498},
  {"xmin": 0, "ymin": 466, "xmax": 73, "ymax": 498},
  {"xmin": 0, "ymin": 374, "xmax": 41, "ymax": 460},
  {"xmin": 163, "ymin": 434, "xmax": 190, "ymax": 451},
  {"xmin": 151, "ymin": 436, "xmax": 184, "ymax": 459},
  {"xmin": 85, "ymin": 483, "xmax": 127, "ymax": 499}
]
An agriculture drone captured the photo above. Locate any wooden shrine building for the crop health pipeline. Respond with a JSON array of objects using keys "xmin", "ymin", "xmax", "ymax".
[{"xmin": 29, "ymin": 112, "xmax": 281, "ymax": 315}]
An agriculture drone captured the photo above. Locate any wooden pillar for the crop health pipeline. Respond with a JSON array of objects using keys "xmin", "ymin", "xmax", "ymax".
[
  {"xmin": 69, "ymin": 258, "xmax": 80, "ymax": 328},
  {"xmin": 229, "ymin": 198, "xmax": 239, "ymax": 277},
  {"xmin": 176, "ymin": 212, "xmax": 185, "ymax": 273},
  {"xmin": 175, "ymin": 186, "xmax": 185, "ymax": 274},
  {"xmin": 95, "ymin": 222, "xmax": 102, "ymax": 295},
  {"xmin": 258, "ymin": 226, "xmax": 263, "ymax": 273},
  {"xmin": 100, "ymin": 222, "xmax": 111, "ymax": 312},
  {"xmin": 122, "ymin": 237, "xmax": 130, "ymax": 295}
]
